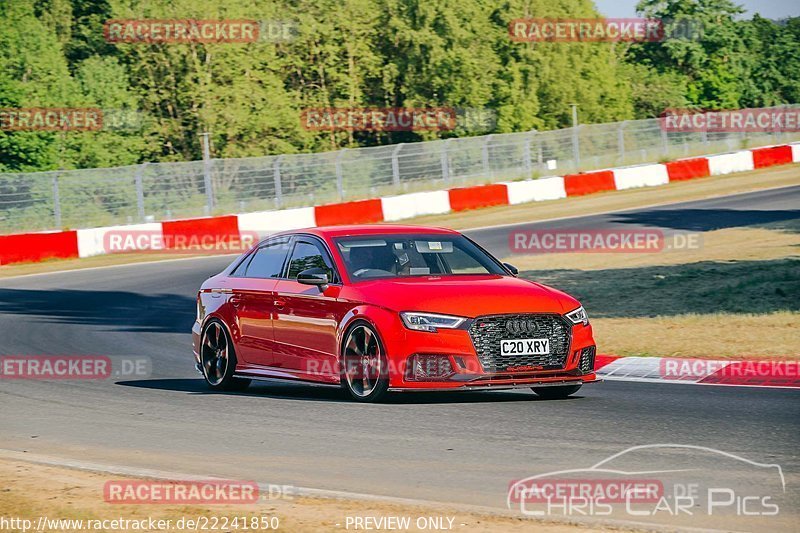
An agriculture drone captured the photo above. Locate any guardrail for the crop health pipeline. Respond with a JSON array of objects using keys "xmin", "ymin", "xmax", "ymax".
[
  {"xmin": 1, "ymin": 106, "xmax": 799, "ymax": 233},
  {"xmin": 1, "ymin": 142, "xmax": 798, "ymax": 266}
]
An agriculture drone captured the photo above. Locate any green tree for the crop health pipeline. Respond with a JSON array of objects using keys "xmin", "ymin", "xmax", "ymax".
[
  {"xmin": 108, "ymin": 0, "xmax": 303, "ymax": 160},
  {"xmin": 739, "ymin": 15, "xmax": 800, "ymax": 106},
  {"xmin": 631, "ymin": 0, "xmax": 753, "ymax": 109},
  {"xmin": 0, "ymin": 0, "xmax": 79, "ymax": 171}
]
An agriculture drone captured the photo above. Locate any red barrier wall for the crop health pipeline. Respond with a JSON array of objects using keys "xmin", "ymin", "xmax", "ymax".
[
  {"xmin": 161, "ymin": 215, "xmax": 241, "ymax": 249},
  {"xmin": 448, "ymin": 184, "xmax": 509, "ymax": 212},
  {"xmin": 665, "ymin": 157, "xmax": 710, "ymax": 181},
  {"xmin": 563, "ymin": 170, "xmax": 616, "ymax": 197},
  {"xmin": 314, "ymin": 199, "xmax": 384, "ymax": 226},
  {"xmin": 752, "ymin": 145, "xmax": 793, "ymax": 169},
  {"xmin": 0, "ymin": 231, "xmax": 79, "ymax": 265}
]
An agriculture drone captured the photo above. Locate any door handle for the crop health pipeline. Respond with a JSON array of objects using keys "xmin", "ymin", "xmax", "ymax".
[
  {"xmin": 273, "ymin": 299, "xmax": 286, "ymax": 309},
  {"xmin": 229, "ymin": 295, "xmax": 242, "ymax": 307}
]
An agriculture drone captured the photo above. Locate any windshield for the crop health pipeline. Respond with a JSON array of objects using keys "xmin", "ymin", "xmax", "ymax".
[{"xmin": 335, "ymin": 234, "xmax": 507, "ymax": 280}]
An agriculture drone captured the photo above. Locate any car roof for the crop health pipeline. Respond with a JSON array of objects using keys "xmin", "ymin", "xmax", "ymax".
[{"xmin": 278, "ymin": 224, "xmax": 460, "ymax": 239}]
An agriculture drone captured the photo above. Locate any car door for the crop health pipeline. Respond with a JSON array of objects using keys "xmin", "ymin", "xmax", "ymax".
[
  {"xmin": 272, "ymin": 237, "xmax": 343, "ymax": 382},
  {"xmin": 230, "ymin": 237, "xmax": 290, "ymax": 368}
]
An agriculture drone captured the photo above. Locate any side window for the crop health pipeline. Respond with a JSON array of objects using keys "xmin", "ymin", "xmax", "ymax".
[
  {"xmin": 287, "ymin": 241, "xmax": 335, "ymax": 281},
  {"xmin": 245, "ymin": 240, "xmax": 290, "ymax": 279},
  {"xmin": 230, "ymin": 252, "xmax": 254, "ymax": 277}
]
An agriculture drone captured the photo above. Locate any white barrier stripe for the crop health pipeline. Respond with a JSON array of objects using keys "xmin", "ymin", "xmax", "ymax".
[
  {"xmin": 613, "ymin": 164, "xmax": 669, "ymax": 190},
  {"xmin": 380, "ymin": 190, "xmax": 451, "ymax": 221},
  {"xmin": 791, "ymin": 142, "xmax": 800, "ymax": 163},
  {"xmin": 76, "ymin": 222, "xmax": 164, "ymax": 258},
  {"xmin": 236, "ymin": 206, "xmax": 316, "ymax": 239},
  {"xmin": 707, "ymin": 150, "xmax": 754, "ymax": 176},
  {"xmin": 503, "ymin": 176, "xmax": 566, "ymax": 204}
]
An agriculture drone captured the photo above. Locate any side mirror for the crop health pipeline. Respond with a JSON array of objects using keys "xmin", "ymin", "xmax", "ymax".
[
  {"xmin": 503, "ymin": 262, "xmax": 519, "ymax": 276},
  {"xmin": 297, "ymin": 268, "xmax": 329, "ymax": 290}
]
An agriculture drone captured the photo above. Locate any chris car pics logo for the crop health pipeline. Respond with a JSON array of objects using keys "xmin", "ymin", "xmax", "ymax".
[{"xmin": 507, "ymin": 444, "xmax": 785, "ymax": 518}]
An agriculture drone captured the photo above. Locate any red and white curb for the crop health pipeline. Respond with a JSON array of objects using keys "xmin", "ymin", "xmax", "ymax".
[
  {"xmin": 595, "ymin": 355, "xmax": 800, "ymax": 389},
  {"xmin": 1, "ymin": 142, "xmax": 798, "ymax": 266}
]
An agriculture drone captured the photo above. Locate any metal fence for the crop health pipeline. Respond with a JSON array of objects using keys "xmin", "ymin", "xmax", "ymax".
[{"xmin": 1, "ymin": 106, "xmax": 798, "ymax": 233}]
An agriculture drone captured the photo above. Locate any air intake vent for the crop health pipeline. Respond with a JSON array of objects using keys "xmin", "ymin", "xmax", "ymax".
[{"xmin": 579, "ymin": 346, "xmax": 596, "ymax": 374}]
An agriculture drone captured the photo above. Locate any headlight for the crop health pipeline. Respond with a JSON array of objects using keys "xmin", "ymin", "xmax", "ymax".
[
  {"xmin": 565, "ymin": 306, "xmax": 589, "ymax": 326},
  {"xmin": 400, "ymin": 312, "xmax": 466, "ymax": 333}
]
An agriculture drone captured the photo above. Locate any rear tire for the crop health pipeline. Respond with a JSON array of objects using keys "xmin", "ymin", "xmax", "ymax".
[
  {"xmin": 340, "ymin": 321, "xmax": 389, "ymax": 403},
  {"xmin": 200, "ymin": 319, "xmax": 251, "ymax": 392},
  {"xmin": 531, "ymin": 384, "xmax": 581, "ymax": 399}
]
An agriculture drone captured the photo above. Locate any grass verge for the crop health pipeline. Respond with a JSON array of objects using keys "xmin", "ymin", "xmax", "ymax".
[
  {"xmin": 592, "ymin": 312, "xmax": 798, "ymax": 359},
  {"xmin": 510, "ymin": 223, "xmax": 799, "ymax": 359}
]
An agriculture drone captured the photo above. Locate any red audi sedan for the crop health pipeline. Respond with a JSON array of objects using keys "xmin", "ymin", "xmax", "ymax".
[{"xmin": 192, "ymin": 225, "xmax": 598, "ymax": 402}]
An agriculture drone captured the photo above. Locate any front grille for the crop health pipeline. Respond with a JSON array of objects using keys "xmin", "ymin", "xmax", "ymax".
[
  {"xmin": 468, "ymin": 314, "xmax": 571, "ymax": 372},
  {"xmin": 579, "ymin": 346, "xmax": 596, "ymax": 374}
]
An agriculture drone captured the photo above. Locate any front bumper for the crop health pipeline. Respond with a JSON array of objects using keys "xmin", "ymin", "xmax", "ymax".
[
  {"xmin": 191, "ymin": 319, "xmax": 202, "ymax": 365},
  {"xmin": 384, "ymin": 318, "xmax": 597, "ymax": 390},
  {"xmin": 389, "ymin": 375, "xmax": 600, "ymax": 392}
]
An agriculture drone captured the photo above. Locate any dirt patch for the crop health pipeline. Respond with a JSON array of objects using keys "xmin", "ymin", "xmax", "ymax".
[
  {"xmin": 592, "ymin": 312, "xmax": 799, "ymax": 359},
  {"xmin": 0, "ymin": 457, "xmax": 618, "ymax": 533}
]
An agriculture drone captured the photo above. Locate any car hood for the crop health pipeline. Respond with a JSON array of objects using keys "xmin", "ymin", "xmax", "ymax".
[{"xmin": 348, "ymin": 275, "xmax": 579, "ymax": 317}]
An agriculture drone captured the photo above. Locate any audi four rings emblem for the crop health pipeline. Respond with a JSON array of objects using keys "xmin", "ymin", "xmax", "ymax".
[{"xmin": 505, "ymin": 319, "xmax": 538, "ymax": 335}]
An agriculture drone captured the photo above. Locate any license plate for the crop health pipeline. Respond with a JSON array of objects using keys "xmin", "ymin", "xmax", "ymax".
[{"xmin": 500, "ymin": 338, "xmax": 549, "ymax": 356}]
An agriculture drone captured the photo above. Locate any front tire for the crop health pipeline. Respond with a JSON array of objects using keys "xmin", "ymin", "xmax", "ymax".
[
  {"xmin": 200, "ymin": 320, "xmax": 251, "ymax": 392},
  {"xmin": 531, "ymin": 384, "xmax": 581, "ymax": 399},
  {"xmin": 340, "ymin": 321, "xmax": 389, "ymax": 402}
]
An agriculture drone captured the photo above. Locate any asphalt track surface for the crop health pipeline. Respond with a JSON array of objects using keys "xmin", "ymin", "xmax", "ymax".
[{"xmin": 1, "ymin": 185, "xmax": 799, "ymax": 530}]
